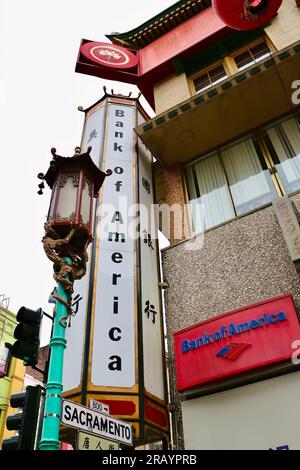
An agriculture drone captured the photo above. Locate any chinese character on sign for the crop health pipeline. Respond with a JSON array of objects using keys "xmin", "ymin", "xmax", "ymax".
[
  {"xmin": 83, "ymin": 437, "xmax": 90, "ymax": 449},
  {"xmin": 143, "ymin": 230, "xmax": 154, "ymax": 250},
  {"xmin": 71, "ymin": 294, "xmax": 83, "ymax": 314},
  {"xmin": 142, "ymin": 177, "xmax": 151, "ymax": 194},
  {"xmin": 88, "ymin": 129, "xmax": 98, "ymax": 143},
  {"xmin": 144, "ymin": 300, "xmax": 158, "ymax": 324},
  {"xmin": 95, "ymin": 441, "xmax": 103, "ymax": 450}
]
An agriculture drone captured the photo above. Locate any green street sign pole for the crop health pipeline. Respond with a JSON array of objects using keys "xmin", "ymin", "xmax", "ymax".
[{"xmin": 39, "ymin": 257, "xmax": 72, "ymax": 451}]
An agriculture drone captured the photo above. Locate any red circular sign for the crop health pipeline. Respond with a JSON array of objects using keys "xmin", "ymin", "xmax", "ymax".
[
  {"xmin": 81, "ymin": 41, "xmax": 138, "ymax": 69},
  {"xmin": 212, "ymin": 0, "xmax": 283, "ymax": 31}
]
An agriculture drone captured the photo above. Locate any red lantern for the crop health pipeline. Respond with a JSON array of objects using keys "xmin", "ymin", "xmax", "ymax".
[{"xmin": 212, "ymin": 0, "xmax": 283, "ymax": 30}]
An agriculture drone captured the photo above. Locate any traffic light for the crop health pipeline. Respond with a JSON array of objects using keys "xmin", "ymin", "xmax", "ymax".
[
  {"xmin": 2, "ymin": 385, "xmax": 44, "ymax": 450},
  {"xmin": 6, "ymin": 307, "xmax": 43, "ymax": 366}
]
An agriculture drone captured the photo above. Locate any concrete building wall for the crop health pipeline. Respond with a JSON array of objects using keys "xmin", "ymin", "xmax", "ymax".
[
  {"xmin": 163, "ymin": 203, "xmax": 300, "ymax": 333},
  {"xmin": 154, "ymin": 73, "xmax": 191, "ymax": 115},
  {"xmin": 162, "ymin": 198, "xmax": 300, "ymax": 447},
  {"xmin": 265, "ymin": 0, "xmax": 300, "ymax": 50}
]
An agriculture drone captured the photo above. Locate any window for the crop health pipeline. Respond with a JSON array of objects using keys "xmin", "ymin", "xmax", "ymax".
[
  {"xmin": 193, "ymin": 64, "xmax": 228, "ymax": 94},
  {"xmin": 262, "ymin": 115, "xmax": 300, "ymax": 194},
  {"xmin": 233, "ymin": 40, "xmax": 271, "ymax": 71},
  {"xmin": 190, "ymin": 37, "xmax": 273, "ymax": 95},
  {"xmin": 186, "ymin": 114, "xmax": 300, "ymax": 233},
  {"xmin": 185, "ymin": 133, "xmax": 279, "ymax": 232}
]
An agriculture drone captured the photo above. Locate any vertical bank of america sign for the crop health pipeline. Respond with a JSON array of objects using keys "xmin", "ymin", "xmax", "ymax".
[
  {"xmin": 174, "ymin": 295, "xmax": 300, "ymax": 392},
  {"xmin": 62, "ymin": 95, "xmax": 168, "ymax": 441}
]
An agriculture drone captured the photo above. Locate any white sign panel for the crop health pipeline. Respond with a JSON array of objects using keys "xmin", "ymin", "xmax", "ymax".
[
  {"xmin": 90, "ymin": 398, "xmax": 110, "ymax": 415},
  {"xmin": 91, "ymin": 104, "xmax": 136, "ymax": 387},
  {"xmin": 138, "ymin": 113, "xmax": 165, "ymax": 401},
  {"xmin": 63, "ymin": 245, "xmax": 92, "ymax": 392},
  {"xmin": 62, "ymin": 399, "xmax": 133, "ymax": 446},
  {"xmin": 182, "ymin": 371, "xmax": 300, "ymax": 450}
]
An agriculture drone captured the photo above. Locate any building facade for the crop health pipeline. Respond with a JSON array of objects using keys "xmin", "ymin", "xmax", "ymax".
[
  {"xmin": 0, "ymin": 306, "xmax": 25, "ymax": 447},
  {"xmin": 102, "ymin": 0, "xmax": 300, "ymax": 449}
]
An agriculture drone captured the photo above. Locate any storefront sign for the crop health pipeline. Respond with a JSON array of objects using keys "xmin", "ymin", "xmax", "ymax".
[
  {"xmin": 174, "ymin": 295, "xmax": 300, "ymax": 391},
  {"xmin": 91, "ymin": 104, "xmax": 136, "ymax": 388}
]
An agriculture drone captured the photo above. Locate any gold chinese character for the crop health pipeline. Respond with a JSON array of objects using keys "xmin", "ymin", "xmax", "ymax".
[{"xmin": 98, "ymin": 49, "xmax": 121, "ymax": 60}]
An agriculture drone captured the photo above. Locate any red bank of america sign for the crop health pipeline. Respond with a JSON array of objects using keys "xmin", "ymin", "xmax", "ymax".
[{"xmin": 174, "ymin": 295, "xmax": 300, "ymax": 392}]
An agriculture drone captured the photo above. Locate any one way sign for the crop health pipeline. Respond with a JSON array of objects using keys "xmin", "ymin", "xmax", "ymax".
[{"xmin": 61, "ymin": 399, "xmax": 133, "ymax": 446}]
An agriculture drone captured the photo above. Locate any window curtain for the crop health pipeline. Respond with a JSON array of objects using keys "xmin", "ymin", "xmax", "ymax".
[
  {"xmin": 221, "ymin": 138, "xmax": 277, "ymax": 215},
  {"xmin": 186, "ymin": 153, "xmax": 235, "ymax": 232},
  {"xmin": 267, "ymin": 117, "xmax": 300, "ymax": 193}
]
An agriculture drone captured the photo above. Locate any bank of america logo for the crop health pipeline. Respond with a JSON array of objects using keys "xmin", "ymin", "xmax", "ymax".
[{"xmin": 216, "ymin": 343, "xmax": 251, "ymax": 361}]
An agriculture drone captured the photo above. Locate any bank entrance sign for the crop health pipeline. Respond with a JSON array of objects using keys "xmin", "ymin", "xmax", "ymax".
[
  {"xmin": 61, "ymin": 399, "xmax": 133, "ymax": 446},
  {"xmin": 174, "ymin": 295, "xmax": 300, "ymax": 391}
]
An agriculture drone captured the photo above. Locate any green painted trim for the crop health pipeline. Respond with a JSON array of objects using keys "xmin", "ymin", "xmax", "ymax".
[
  {"xmin": 194, "ymin": 95, "xmax": 205, "ymax": 105},
  {"xmin": 235, "ymin": 74, "xmax": 247, "ymax": 83},
  {"xmin": 186, "ymin": 30, "xmax": 263, "ymax": 76},
  {"xmin": 250, "ymin": 66, "xmax": 261, "ymax": 75},
  {"xmin": 207, "ymin": 89, "xmax": 218, "ymax": 97},
  {"xmin": 264, "ymin": 58, "xmax": 275, "ymax": 68},
  {"xmin": 106, "ymin": 0, "xmax": 210, "ymax": 44},
  {"xmin": 168, "ymin": 110, "xmax": 178, "ymax": 118},
  {"xmin": 221, "ymin": 81, "xmax": 233, "ymax": 89},
  {"xmin": 143, "ymin": 123, "xmax": 153, "ymax": 132},
  {"xmin": 39, "ymin": 257, "xmax": 72, "ymax": 451},
  {"xmin": 279, "ymin": 51, "xmax": 291, "ymax": 61},
  {"xmin": 180, "ymin": 103, "xmax": 192, "ymax": 112},
  {"xmin": 155, "ymin": 117, "xmax": 165, "ymax": 125}
]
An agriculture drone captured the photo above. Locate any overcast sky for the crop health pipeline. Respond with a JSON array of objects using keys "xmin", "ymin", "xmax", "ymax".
[{"xmin": 0, "ymin": 0, "xmax": 174, "ymax": 345}]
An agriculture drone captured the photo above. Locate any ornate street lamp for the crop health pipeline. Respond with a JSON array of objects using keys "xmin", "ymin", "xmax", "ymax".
[{"xmin": 37, "ymin": 146, "xmax": 111, "ymax": 450}]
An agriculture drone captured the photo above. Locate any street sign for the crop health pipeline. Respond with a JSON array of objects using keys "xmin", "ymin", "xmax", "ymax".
[
  {"xmin": 90, "ymin": 398, "xmax": 110, "ymax": 415},
  {"xmin": 61, "ymin": 399, "xmax": 133, "ymax": 446},
  {"xmin": 77, "ymin": 431, "xmax": 119, "ymax": 450}
]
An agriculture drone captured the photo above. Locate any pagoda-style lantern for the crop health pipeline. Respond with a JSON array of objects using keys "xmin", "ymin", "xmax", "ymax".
[
  {"xmin": 38, "ymin": 146, "xmax": 111, "ymax": 291},
  {"xmin": 37, "ymin": 147, "xmax": 111, "ymax": 451},
  {"xmin": 212, "ymin": 0, "xmax": 283, "ymax": 30}
]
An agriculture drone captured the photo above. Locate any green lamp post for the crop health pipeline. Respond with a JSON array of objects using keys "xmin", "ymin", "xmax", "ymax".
[{"xmin": 37, "ymin": 146, "xmax": 111, "ymax": 450}]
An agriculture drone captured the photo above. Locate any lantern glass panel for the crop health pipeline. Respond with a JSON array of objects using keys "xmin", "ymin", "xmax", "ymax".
[
  {"xmin": 55, "ymin": 173, "xmax": 79, "ymax": 223},
  {"xmin": 81, "ymin": 177, "xmax": 92, "ymax": 226},
  {"xmin": 48, "ymin": 182, "xmax": 57, "ymax": 219}
]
